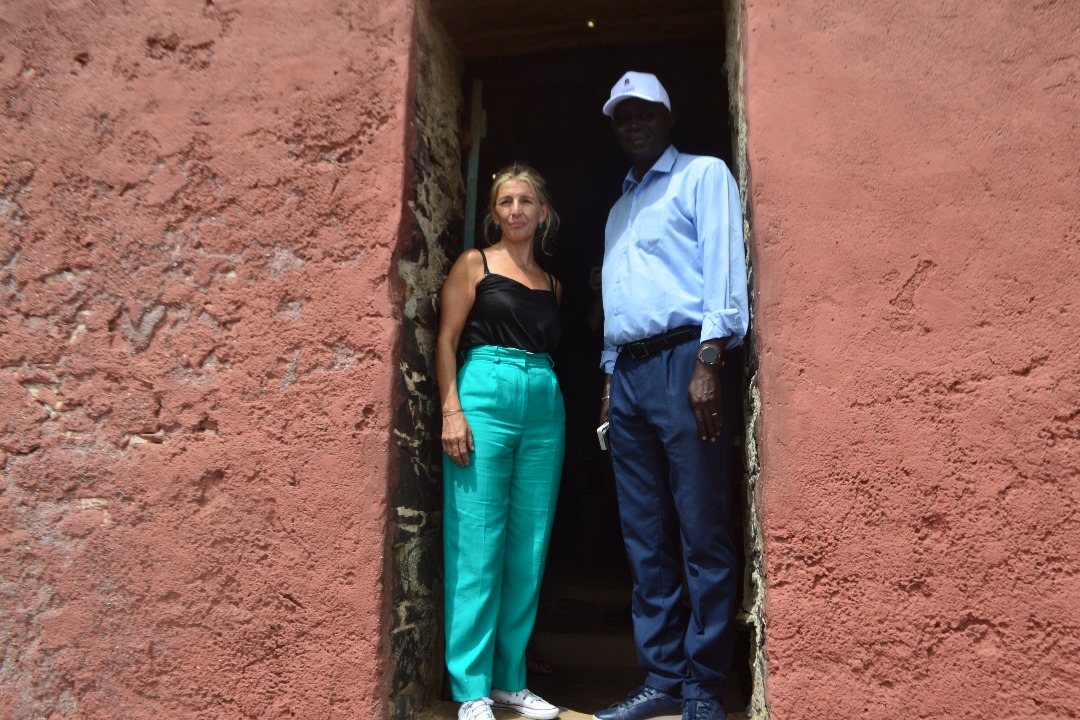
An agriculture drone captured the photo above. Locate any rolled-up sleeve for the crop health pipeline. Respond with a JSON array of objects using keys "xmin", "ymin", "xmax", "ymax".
[
  {"xmin": 600, "ymin": 346, "xmax": 618, "ymax": 374},
  {"xmin": 697, "ymin": 160, "xmax": 749, "ymax": 348}
]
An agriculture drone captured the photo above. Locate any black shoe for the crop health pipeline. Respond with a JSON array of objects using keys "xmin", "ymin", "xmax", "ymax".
[
  {"xmin": 682, "ymin": 698, "xmax": 726, "ymax": 720},
  {"xmin": 593, "ymin": 686, "xmax": 681, "ymax": 720}
]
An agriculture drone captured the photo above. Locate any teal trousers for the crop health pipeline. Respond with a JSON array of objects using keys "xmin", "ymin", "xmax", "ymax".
[{"xmin": 443, "ymin": 345, "xmax": 565, "ymax": 701}]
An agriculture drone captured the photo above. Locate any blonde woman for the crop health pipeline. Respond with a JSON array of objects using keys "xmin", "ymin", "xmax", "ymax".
[{"xmin": 436, "ymin": 163, "xmax": 565, "ymax": 720}]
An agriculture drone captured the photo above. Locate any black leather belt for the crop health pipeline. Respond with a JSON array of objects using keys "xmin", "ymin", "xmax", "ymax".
[{"xmin": 621, "ymin": 325, "xmax": 701, "ymax": 360}]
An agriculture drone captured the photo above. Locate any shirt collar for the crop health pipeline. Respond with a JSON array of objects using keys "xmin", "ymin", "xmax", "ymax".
[{"xmin": 622, "ymin": 145, "xmax": 678, "ymax": 194}]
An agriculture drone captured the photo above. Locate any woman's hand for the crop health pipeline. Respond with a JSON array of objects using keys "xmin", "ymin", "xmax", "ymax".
[{"xmin": 442, "ymin": 411, "xmax": 474, "ymax": 467}]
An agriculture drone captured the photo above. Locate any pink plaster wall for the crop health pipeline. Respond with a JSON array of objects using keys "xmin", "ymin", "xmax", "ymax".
[
  {"xmin": 0, "ymin": 1, "xmax": 414, "ymax": 717},
  {"xmin": 744, "ymin": 1, "xmax": 1079, "ymax": 718}
]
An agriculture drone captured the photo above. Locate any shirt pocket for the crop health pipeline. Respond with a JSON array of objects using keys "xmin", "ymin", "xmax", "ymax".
[{"xmin": 635, "ymin": 223, "xmax": 663, "ymax": 253}]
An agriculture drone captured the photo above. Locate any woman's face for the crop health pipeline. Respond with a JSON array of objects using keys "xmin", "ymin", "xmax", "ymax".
[{"xmin": 492, "ymin": 179, "xmax": 547, "ymax": 243}]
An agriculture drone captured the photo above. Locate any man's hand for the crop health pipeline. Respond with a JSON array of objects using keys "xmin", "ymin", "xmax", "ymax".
[
  {"xmin": 688, "ymin": 341, "xmax": 724, "ymax": 441},
  {"xmin": 599, "ymin": 373, "xmax": 612, "ymax": 425}
]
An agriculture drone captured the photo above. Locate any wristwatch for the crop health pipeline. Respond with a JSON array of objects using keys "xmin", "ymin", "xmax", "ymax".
[{"xmin": 697, "ymin": 345, "xmax": 723, "ymax": 366}]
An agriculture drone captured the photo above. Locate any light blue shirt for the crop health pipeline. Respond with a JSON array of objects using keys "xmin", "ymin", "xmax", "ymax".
[{"xmin": 601, "ymin": 145, "xmax": 749, "ymax": 374}]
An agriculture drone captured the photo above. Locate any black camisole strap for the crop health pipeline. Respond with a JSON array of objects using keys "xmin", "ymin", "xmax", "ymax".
[
  {"xmin": 478, "ymin": 247, "xmax": 491, "ymax": 276},
  {"xmin": 477, "ymin": 247, "xmax": 555, "ymax": 293}
]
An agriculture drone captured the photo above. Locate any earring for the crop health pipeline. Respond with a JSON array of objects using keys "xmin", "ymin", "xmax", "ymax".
[
  {"xmin": 494, "ymin": 222, "xmax": 499, "ymax": 227},
  {"xmin": 538, "ymin": 222, "xmax": 545, "ymax": 230}
]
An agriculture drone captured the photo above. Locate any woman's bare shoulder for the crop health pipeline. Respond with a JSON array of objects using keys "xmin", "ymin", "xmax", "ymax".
[{"xmin": 446, "ymin": 248, "xmax": 486, "ymax": 287}]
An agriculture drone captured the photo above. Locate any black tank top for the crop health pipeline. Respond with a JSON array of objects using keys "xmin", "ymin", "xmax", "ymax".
[{"xmin": 458, "ymin": 248, "xmax": 561, "ymax": 354}]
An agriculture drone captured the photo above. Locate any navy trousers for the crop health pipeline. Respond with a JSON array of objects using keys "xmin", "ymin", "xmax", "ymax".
[{"xmin": 609, "ymin": 338, "xmax": 737, "ymax": 702}]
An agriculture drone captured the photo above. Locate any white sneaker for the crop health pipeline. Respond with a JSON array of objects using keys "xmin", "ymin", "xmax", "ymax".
[
  {"xmin": 490, "ymin": 688, "xmax": 561, "ymax": 719},
  {"xmin": 459, "ymin": 698, "xmax": 495, "ymax": 720}
]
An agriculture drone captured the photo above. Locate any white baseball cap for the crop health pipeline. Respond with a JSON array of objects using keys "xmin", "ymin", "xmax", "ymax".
[{"xmin": 602, "ymin": 71, "xmax": 671, "ymax": 117}]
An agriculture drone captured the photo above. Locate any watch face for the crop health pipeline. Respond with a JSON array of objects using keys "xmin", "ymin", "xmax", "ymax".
[{"xmin": 698, "ymin": 346, "xmax": 720, "ymax": 364}]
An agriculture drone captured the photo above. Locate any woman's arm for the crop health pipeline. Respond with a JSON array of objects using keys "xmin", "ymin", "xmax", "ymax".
[{"xmin": 436, "ymin": 250, "xmax": 481, "ymax": 467}]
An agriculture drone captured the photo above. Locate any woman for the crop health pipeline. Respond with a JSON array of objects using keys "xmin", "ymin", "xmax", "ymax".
[{"xmin": 436, "ymin": 164, "xmax": 565, "ymax": 720}]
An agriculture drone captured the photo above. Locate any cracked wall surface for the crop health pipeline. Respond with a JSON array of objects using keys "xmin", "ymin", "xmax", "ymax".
[
  {"xmin": 387, "ymin": 1, "xmax": 462, "ymax": 717},
  {"xmin": 743, "ymin": 1, "xmax": 1079, "ymax": 718},
  {"xmin": 0, "ymin": 1, "xmax": 414, "ymax": 718},
  {"xmin": 725, "ymin": 3, "xmax": 769, "ymax": 717}
]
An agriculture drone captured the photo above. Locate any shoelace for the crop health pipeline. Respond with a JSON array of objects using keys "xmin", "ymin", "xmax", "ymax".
[
  {"xmin": 635, "ymin": 686, "xmax": 662, "ymax": 701},
  {"xmin": 607, "ymin": 686, "xmax": 658, "ymax": 709},
  {"xmin": 493, "ymin": 688, "xmax": 558, "ymax": 712},
  {"xmin": 459, "ymin": 698, "xmax": 493, "ymax": 720}
]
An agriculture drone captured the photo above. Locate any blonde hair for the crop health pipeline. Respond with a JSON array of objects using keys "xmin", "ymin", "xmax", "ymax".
[{"xmin": 481, "ymin": 162, "xmax": 561, "ymax": 258}]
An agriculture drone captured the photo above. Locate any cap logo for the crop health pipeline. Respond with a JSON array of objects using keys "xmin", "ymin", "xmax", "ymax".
[{"xmin": 603, "ymin": 71, "xmax": 669, "ymax": 117}]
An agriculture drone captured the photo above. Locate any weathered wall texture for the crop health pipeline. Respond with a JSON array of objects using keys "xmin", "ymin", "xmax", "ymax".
[
  {"xmin": 744, "ymin": 1, "xmax": 1079, "ymax": 718},
  {"xmin": 722, "ymin": 3, "xmax": 769, "ymax": 717},
  {"xmin": 1, "ymin": 1, "xmax": 414, "ymax": 718},
  {"xmin": 388, "ymin": 0, "xmax": 462, "ymax": 716}
]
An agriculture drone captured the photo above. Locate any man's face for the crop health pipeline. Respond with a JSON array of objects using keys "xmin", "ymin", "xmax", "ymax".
[{"xmin": 611, "ymin": 98, "xmax": 673, "ymax": 166}]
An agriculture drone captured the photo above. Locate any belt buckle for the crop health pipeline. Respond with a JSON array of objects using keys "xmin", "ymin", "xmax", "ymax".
[{"xmin": 626, "ymin": 342, "xmax": 649, "ymax": 360}]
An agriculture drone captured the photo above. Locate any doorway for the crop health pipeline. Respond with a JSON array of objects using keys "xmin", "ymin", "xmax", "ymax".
[{"xmin": 418, "ymin": 1, "xmax": 756, "ymax": 717}]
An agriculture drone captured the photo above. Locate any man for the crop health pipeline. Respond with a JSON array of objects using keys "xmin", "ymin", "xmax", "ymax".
[{"xmin": 594, "ymin": 71, "xmax": 749, "ymax": 720}]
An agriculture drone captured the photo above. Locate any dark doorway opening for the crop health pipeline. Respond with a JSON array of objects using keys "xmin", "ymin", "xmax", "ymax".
[{"xmin": 431, "ymin": 2, "xmax": 752, "ymax": 715}]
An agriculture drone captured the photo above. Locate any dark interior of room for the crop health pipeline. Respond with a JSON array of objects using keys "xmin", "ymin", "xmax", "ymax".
[{"xmin": 433, "ymin": 1, "xmax": 751, "ymax": 710}]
